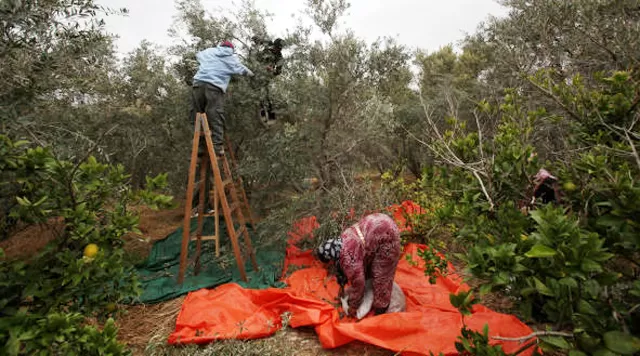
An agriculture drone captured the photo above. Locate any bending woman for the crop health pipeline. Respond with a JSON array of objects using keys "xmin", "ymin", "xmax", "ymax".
[{"xmin": 316, "ymin": 213, "xmax": 401, "ymax": 316}]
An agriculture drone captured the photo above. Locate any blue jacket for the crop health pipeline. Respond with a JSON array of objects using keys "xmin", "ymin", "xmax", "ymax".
[{"xmin": 193, "ymin": 46, "xmax": 254, "ymax": 92}]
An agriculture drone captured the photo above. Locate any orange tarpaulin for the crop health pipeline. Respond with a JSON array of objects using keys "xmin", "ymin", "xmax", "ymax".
[{"xmin": 168, "ymin": 205, "xmax": 537, "ymax": 355}]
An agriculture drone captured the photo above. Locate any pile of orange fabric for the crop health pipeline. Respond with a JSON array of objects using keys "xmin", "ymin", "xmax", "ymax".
[{"xmin": 168, "ymin": 202, "xmax": 536, "ymax": 355}]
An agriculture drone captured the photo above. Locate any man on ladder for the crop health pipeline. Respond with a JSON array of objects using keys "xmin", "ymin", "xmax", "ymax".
[
  {"xmin": 179, "ymin": 40, "xmax": 257, "ymax": 284},
  {"xmin": 189, "ymin": 40, "xmax": 254, "ymax": 216},
  {"xmin": 190, "ymin": 40, "xmax": 254, "ymax": 156}
]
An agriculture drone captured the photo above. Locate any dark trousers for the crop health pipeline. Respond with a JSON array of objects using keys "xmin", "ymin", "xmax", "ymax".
[
  {"xmin": 251, "ymin": 74, "xmax": 276, "ymax": 121},
  {"xmin": 260, "ymin": 84, "xmax": 276, "ymax": 121},
  {"xmin": 189, "ymin": 82, "xmax": 225, "ymax": 211},
  {"xmin": 190, "ymin": 81, "xmax": 226, "ymax": 155}
]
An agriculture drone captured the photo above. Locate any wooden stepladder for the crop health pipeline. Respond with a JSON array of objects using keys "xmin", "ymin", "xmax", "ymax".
[
  {"xmin": 224, "ymin": 136, "xmax": 257, "ymax": 231},
  {"xmin": 177, "ymin": 112, "xmax": 258, "ymax": 284}
]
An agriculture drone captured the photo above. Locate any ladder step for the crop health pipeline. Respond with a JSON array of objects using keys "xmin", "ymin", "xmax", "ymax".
[
  {"xmin": 190, "ymin": 235, "xmax": 218, "ymax": 241},
  {"xmin": 235, "ymin": 226, "xmax": 247, "ymax": 237},
  {"xmin": 179, "ymin": 115, "xmax": 257, "ymax": 285},
  {"xmin": 228, "ymin": 202, "xmax": 240, "ymax": 212}
]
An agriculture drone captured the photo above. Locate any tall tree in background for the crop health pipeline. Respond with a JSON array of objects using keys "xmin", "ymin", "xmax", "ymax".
[
  {"xmin": 168, "ymin": 0, "xmax": 414, "ymax": 218},
  {"xmin": 0, "ymin": 0, "xmax": 125, "ymax": 237}
]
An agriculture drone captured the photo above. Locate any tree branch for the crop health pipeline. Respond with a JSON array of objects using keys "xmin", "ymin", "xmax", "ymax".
[
  {"xmin": 492, "ymin": 331, "xmax": 573, "ymax": 343},
  {"xmin": 527, "ymin": 77, "xmax": 582, "ymax": 122},
  {"xmin": 474, "ymin": 110, "xmax": 486, "ymax": 160},
  {"xmin": 624, "ymin": 128, "xmax": 640, "ymax": 171},
  {"xmin": 598, "ymin": 115, "xmax": 640, "ymax": 171},
  {"xmin": 473, "ymin": 170, "xmax": 494, "ymax": 211},
  {"xmin": 408, "ymin": 92, "xmax": 495, "ymax": 210}
]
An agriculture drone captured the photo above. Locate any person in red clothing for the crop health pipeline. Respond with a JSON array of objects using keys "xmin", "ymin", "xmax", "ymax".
[{"xmin": 316, "ymin": 213, "xmax": 402, "ymax": 317}]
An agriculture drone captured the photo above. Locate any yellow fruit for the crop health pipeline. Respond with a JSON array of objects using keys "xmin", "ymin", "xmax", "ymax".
[
  {"xmin": 83, "ymin": 243, "xmax": 99, "ymax": 258},
  {"xmin": 563, "ymin": 182, "xmax": 577, "ymax": 191},
  {"xmin": 106, "ymin": 303, "xmax": 117, "ymax": 312}
]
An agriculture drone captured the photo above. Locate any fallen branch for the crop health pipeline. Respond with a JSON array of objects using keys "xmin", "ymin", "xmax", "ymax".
[{"xmin": 492, "ymin": 331, "xmax": 574, "ymax": 343}]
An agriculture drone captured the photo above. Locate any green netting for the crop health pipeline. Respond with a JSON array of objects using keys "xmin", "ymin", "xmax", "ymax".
[{"xmin": 128, "ymin": 217, "xmax": 286, "ymax": 304}]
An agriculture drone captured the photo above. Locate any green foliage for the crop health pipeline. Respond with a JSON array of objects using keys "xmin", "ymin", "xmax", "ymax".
[
  {"xmin": 0, "ymin": 0, "xmax": 123, "ymax": 115},
  {"xmin": 449, "ymin": 290, "xmax": 479, "ymax": 316},
  {"xmin": 0, "ymin": 135, "xmax": 173, "ymax": 315},
  {"xmin": 409, "ymin": 58, "xmax": 640, "ymax": 354},
  {"xmin": 415, "ymin": 246, "xmax": 449, "ymax": 285},
  {"xmin": 0, "ymin": 134, "xmax": 174, "ymax": 353},
  {"xmin": 380, "ymin": 168, "xmax": 452, "ymax": 240},
  {"xmin": 602, "ymin": 331, "xmax": 640, "ymax": 355},
  {"xmin": 454, "ymin": 324, "xmax": 509, "ymax": 356},
  {"xmin": 0, "ymin": 312, "xmax": 130, "ymax": 356},
  {"xmin": 517, "ymin": 206, "xmax": 615, "ymax": 324},
  {"xmin": 445, "ymin": 291, "xmax": 512, "ymax": 356}
]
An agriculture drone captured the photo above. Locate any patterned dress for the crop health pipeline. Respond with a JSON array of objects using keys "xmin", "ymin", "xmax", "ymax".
[{"xmin": 338, "ymin": 213, "xmax": 401, "ymax": 314}]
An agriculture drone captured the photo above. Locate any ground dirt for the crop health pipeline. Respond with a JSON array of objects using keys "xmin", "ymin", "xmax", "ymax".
[{"xmin": 0, "ymin": 217, "xmax": 63, "ymax": 261}]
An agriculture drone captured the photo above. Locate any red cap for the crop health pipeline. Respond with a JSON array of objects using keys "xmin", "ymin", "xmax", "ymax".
[{"xmin": 220, "ymin": 40, "xmax": 234, "ymax": 49}]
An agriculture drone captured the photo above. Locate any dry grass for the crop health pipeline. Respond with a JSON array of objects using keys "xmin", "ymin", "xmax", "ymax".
[
  {"xmin": 121, "ymin": 204, "xmax": 186, "ymax": 260},
  {"xmin": 0, "ymin": 217, "xmax": 62, "ymax": 260},
  {"xmin": 115, "ymin": 297, "xmax": 186, "ymax": 355},
  {"xmin": 140, "ymin": 325, "xmax": 394, "ymax": 356}
]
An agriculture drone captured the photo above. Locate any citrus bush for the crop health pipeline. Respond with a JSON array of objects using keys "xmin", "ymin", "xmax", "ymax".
[
  {"xmin": 0, "ymin": 311, "xmax": 130, "ymax": 356},
  {"xmin": 388, "ymin": 70, "xmax": 640, "ymax": 355},
  {"xmin": 0, "ymin": 135, "xmax": 175, "ymax": 354}
]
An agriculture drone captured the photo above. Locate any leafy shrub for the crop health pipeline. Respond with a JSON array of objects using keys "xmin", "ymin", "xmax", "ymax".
[
  {"xmin": 381, "ymin": 168, "xmax": 453, "ymax": 242},
  {"xmin": 560, "ymin": 149, "xmax": 640, "ymax": 259},
  {"xmin": 464, "ymin": 205, "xmax": 617, "ymax": 325},
  {"xmin": 0, "ymin": 311, "xmax": 130, "ymax": 356},
  {"xmin": 405, "ymin": 70, "xmax": 640, "ymax": 354},
  {"xmin": 446, "ymin": 291, "xmax": 512, "ymax": 356},
  {"xmin": 0, "ymin": 135, "xmax": 175, "ymax": 354}
]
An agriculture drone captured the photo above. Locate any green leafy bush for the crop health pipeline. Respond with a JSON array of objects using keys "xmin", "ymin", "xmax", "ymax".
[
  {"xmin": 447, "ymin": 291, "xmax": 512, "ymax": 356},
  {"xmin": 0, "ymin": 135, "xmax": 175, "ymax": 354},
  {"xmin": 402, "ymin": 70, "xmax": 640, "ymax": 354},
  {"xmin": 0, "ymin": 311, "xmax": 130, "ymax": 356}
]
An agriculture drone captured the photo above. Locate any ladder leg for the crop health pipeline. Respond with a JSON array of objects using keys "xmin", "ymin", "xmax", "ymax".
[
  {"xmin": 213, "ymin": 178, "xmax": 220, "ymax": 257},
  {"xmin": 202, "ymin": 116, "xmax": 249, "ymax": 282},
  {"xmin": 241, "ymin": 184, "xmax": 256, "ymax": 230},
  {"xmin": 194, "ymin": 158, "xmax": 208, "ymax": 275},
  {"xmin": 178, "ymin": 114, "xmax": 203, "ymax": 284},
  {"xmin": 221, "ymin": 157, "xmax": 258, "ymax": 272},
  {"xmin": 224, "ymin": 137, "xmax": 257, "ymax": 230}
]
